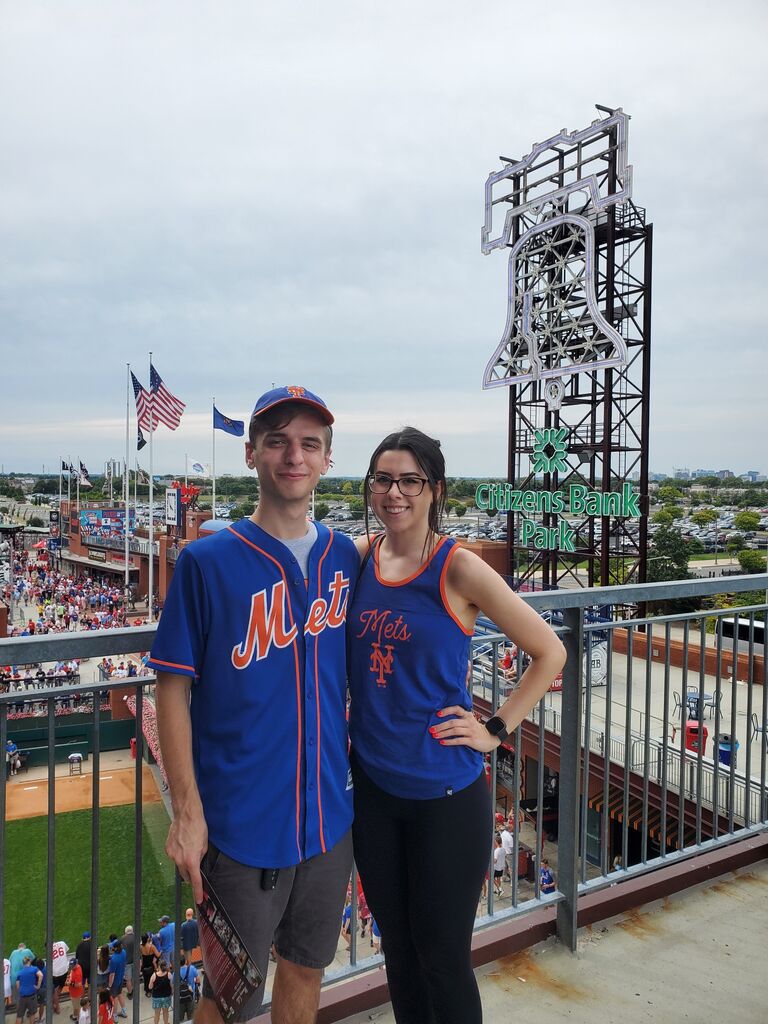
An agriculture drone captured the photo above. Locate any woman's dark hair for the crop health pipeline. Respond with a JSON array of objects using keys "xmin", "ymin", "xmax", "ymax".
[
  {"xmin": 363, "ymin": 426, "xmax": 446, "ymax": 554},
  {"xmin": 97, "ymin": 946, "xmax": 110, "ymax": 971},
  {"xmin": 140, "ymin": 933, "xmax": 149, "ymax": 946}
]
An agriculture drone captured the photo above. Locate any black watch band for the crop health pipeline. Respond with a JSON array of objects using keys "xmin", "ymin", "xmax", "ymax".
[{"xmin": 485, "ymin": 715, "xmax": 509, "ymax": 744}]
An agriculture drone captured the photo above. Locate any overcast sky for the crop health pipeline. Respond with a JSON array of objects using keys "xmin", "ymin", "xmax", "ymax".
[{"xmin": 1, "ymin": 1, "xmax": 766, "ymax": 479}]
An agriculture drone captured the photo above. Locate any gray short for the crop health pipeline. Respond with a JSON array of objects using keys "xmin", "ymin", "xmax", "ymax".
[
  {"xmin": 16, "ymin": 994, "xmax": 38, "ymax": 1019},
  {"xmin": 200, "ymin": 830, "xmax": 352, "ymax": 1019}
]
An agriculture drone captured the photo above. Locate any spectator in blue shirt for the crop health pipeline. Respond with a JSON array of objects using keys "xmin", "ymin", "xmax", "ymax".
[
  {"xmin": 107, "ymin": 942, "xmax": 127, "ymax": 1019},
  {"xmin": 540, "ymin": 858, "xmax": 556, "ymax": 894},
  {"xmin": 156, "ymin": 917, "xmax": 175, "ymax": 962},
  {"xmin": 15, "ymin": 957, "xmax": 42, "ymax": 1024}
]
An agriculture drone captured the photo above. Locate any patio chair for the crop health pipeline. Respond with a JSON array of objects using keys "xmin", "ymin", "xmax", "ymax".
[
  {"xmin": 750, "ymin": 713, "xmax": 767, "ymax": 743},
  {"xmin": 673, "ymin": 691, "xmax": 682, "ymax": 718},
  {"xmin": 704, "ymin": 692, "xmax": 721, "ymax": 719}
]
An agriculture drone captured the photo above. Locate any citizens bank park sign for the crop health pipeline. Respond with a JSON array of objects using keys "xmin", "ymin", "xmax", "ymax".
[{"xmin": 474, "ymin": 428, "xmax": 641, "ymax": 553}]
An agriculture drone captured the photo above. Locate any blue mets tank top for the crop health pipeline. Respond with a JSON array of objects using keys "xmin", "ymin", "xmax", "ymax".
[{"xmin": 348, "ymin": 535, "xmax": 484, "ymax": 799}]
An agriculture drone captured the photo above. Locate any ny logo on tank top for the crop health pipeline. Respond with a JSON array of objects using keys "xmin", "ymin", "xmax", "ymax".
[
  {"xmin": 369, "ymin": 642, "xmax": 394, "ymax": 687},
  {"xmin": 231, "ymin": 571, "xmax": 350, "ymax": 668},
  {"xmin": 356, "ymin": 609, "xmax": 412, "ymax": 689}
]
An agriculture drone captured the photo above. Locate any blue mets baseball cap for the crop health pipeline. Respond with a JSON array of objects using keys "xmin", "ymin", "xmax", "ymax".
[{"xmin": 250, "ymin": 385, "xmax": 334, "ymax": 426}]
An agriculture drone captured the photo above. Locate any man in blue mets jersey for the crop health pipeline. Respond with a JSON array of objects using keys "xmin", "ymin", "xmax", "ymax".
[{"xmin": 151, "ymin": 385, "xmax": 358, "ymax": 1024}]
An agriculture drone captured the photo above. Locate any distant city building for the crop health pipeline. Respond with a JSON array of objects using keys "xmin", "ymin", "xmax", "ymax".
[
  {"xmin": 692, "ymin": 469, "xmax": 717, "ymax": 479},
  {"xmin": 742, "ymin": 470, "xmax": 760, "ymax": 483},
  {"xmin": 717, "ymin": 470, "xmax": 735, "ymax": 480},
  {"xmin": 673, "ymin": 468, "xmax": 690, "ymax": 480}
]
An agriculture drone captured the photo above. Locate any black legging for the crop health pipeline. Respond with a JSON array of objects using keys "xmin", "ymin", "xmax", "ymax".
[{"xmin": 351, "ymin": 753, "xmax": 491, "ymax": 1024}]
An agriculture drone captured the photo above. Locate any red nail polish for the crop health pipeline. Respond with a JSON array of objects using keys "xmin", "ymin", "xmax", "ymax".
[
  {"xmin": 436, "ymin": 711, "xmax": 443, "ymax": 717},
  {"xmin": 440, "ymin": 740, "xmax": 446, "ymax": 745}
]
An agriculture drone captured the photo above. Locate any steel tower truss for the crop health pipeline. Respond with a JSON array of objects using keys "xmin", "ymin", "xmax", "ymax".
[{"xmin": 482, "ymin": 108, "xmax": 652, "ymax": 588}]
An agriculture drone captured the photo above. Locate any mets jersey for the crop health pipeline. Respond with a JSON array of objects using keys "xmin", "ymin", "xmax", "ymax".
[
  {"xmin": 347, "ymin": 535, "xmax": 483, "ymax": 799},
  {"xmin": 148, "ymin": 519, "xmax": 358, "ymax": 867}
]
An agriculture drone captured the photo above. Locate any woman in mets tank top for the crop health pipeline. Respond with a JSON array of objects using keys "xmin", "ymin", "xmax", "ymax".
[{"xmin": 347, "ymin": 426, "xmax": 566, "ymax": 1024}]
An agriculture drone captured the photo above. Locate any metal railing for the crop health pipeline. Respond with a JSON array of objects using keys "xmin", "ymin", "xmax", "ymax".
[{"xmin": 1, "ymin": 573, "xmax": 767, "ymax": 1017}]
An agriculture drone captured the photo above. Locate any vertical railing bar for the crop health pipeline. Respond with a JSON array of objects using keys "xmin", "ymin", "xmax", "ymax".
[
  {"xmin": 659, "ymin": 620, "xmax": 671, "ymax": 855},
  {"xmin": 89, "ymin": 693, "xmax": 101, "ymax": 1002},
  {"xmin": 45, "ymin": 696, "xmax": 56, "ymax": 1024},
  {"xmin": 555, "ymin": 609, "xmax": 583, "ymax": 952},
  {"xmin": 712, "ymin": 620, "xmax": 723, "ymax": 836},
  {"xmin": 511, "ymin": 711, "xmax": 522, "ymax": 910},
  {"xmin": 579, "ymin": 631, "xmax": 593, "ymax": 883},
  {"xmin": 506, "ymin": 642, "xmax": 522, "ymax": 909},
  {"xmin": 601, "ymin": 628, "xmax": 614, "ymax": 873},
  {"xmin": 677, "ymin": 620, "xmax": 689, "ymax": 851},
  {"xmin": 640, "ymin": 623, "xmax": 653, "ymax": 863},
  {"xmin": 487, "ymin": 638, "xmax": 501, "ymax": 916},
  {"xmin": 0, "ymin": 702, "xmax": 7, "ymax": 971},
  {"xmin": 350, "ymin": 861, "xmax": 358, "ymax": 966},
  {"xmin": 172, "ymin": 870, "xmax": 182, "ymax": 1022},
  {"xmin": 727, "ymin": 614, "xmax": 739, "ymax": 833},
  {"xmin": 744, "ymin": 613, "xmax": 755, "ymax": 829},
  {"xmin": 621, "ymin": 627, "xmax": 633, "ymax": 870},
  {"xmin": 133, "ymin": 685, "xmax": 143, "ymax": 1024},
  {"xmin": 534, "ymin": 684, "xmax": 546, "ymax": 901},
  {"xmin": 761, "ymin": 607, "xmax": 768, "ymax": 823},
  {"xmin": 694, "ymin": 619, "xmax": 705, "ymax": 845}
]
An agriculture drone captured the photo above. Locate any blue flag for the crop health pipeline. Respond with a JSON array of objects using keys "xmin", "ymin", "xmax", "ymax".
[{"xmin": 213, "ymin": 406, "xmax": 245, "ymax": 437}]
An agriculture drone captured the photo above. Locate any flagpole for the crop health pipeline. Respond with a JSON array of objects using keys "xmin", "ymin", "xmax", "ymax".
[
  {"xmin": 125, "ymin": 364, "xmax": 131, "ymax": 593},
  {"xmin": 212, "ymin": 398, "xmax": 216, "ymax": 520},
  {"xmin": 148, "ymin": 352, "xmax": 154, "ymax": 622},
  {"xmin": 185, "ymin": 454, "xmax": 188, "ymax": 488}
]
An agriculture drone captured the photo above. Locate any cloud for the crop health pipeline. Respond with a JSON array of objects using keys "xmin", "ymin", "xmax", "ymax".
[{"xmin": 1, "ymin": 1, "xmax": 766, "ymax": 477}]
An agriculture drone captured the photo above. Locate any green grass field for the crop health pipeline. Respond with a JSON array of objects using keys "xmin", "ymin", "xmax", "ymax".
[{"xmin": 4, "ymin": 803, "xmax": 192, "ymax": 954}]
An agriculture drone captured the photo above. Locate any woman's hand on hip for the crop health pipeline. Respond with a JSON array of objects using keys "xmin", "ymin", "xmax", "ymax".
[{"xmin": 430, "ymin": 706, "xmax": 499, "ymax": 753}]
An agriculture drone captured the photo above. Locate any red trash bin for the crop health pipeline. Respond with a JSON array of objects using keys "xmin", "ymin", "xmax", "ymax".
[
  {"xmin": 129, "ymin": 737, "xmax": 137, "ymax": 759},
  {"xmin": 684, "ymin": 720, "xmax": 708, "ymax": 756}
]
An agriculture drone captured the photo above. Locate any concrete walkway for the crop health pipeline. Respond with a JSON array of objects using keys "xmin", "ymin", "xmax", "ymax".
[{"xmin": 339, "ymin": 860, "xmax": 768, "ymax": 1023}]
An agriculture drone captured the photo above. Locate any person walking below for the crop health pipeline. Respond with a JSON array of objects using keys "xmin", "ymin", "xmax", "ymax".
[
  {"xmin": 492, "ymin": 836, "xmax": 505, "ymax": 897},
  {"xmin": 14, "ymin": 957, "xmax": 41, "ymax": 1024},
  {"xmin": 147, "ymin": 961, "xmax": 172, "ymax": 1024},
  {"xmin": 139, "ymin": 936, "xmax": 159, "ymax": 998},
  {"xmin": 107, "ymin": 941, "xmax": 127, "ymax": 1019}
]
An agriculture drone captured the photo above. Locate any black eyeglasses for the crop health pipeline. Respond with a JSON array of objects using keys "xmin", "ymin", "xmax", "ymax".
[{"xmin": 368, "ymin": 473, "xmax": 430, "ymax": 496}]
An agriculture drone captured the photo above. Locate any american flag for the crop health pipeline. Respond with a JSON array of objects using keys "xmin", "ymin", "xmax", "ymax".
[
  {"xmin": 149, "ymin": 362, "xmax": 185, "ymax": 430},
  {"xmin": 131, "ymin": 371, "xmax": 152, "ymax": 432}
]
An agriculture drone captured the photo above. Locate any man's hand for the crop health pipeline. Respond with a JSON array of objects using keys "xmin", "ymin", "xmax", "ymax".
[{"xmin": 166, "ymin": 802, "xmax": 208, "ymax": 905}]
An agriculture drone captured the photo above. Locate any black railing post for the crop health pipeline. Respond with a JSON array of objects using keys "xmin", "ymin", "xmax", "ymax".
[{"xmin": 556, "ymin": 608, "xmax": 584, "ymax": 952}]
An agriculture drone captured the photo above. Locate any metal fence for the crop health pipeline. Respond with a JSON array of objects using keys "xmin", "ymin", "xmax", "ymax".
[{"xmin": 2, "ymin": 572, "xmax": 767, "ymax": 1019}]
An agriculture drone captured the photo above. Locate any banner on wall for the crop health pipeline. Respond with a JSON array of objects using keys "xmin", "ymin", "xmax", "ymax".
[{"xmin": 79, "ymin": 508, "xmax": 136, "ymax": 540}]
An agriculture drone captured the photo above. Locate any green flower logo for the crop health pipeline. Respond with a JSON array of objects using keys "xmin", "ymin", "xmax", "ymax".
[{"xmin": 531, "ymin": 428, "xmax": 569, "ymax": 475}]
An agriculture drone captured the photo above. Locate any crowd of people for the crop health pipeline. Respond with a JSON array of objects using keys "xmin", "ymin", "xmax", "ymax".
[
  {"xmin": 4, "ymin": 910, "xmax": 203, "ymax": 1024},
  {"xmin": 2, "ymin": 553, "xmax": 143, "ymax": 640}
]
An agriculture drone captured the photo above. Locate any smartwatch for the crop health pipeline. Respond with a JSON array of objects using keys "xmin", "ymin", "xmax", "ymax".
[{"xmin": 485, "ymin": 715, "xmax": 509, "ymax": 744}]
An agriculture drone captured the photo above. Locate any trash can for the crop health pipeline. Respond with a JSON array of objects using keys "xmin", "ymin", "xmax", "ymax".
[
  {"xmin": 684, "ymin": 719, "xmax": 708, "ymax": 756},
  {"xmin": 129, "ymin": 737, "xmax": 137, "ymax": 760},
  {"xmin": 717, "ymin": 734, "xmax": 740, "ymax": 767}
]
